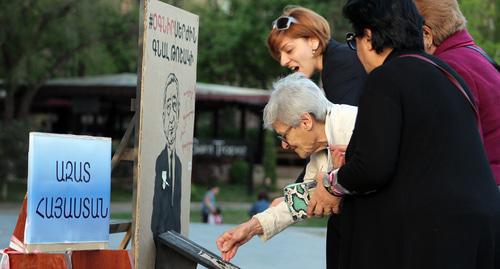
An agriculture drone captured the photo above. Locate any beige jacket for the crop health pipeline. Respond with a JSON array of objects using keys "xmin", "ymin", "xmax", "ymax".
[{"xmin": 254, "ymin": 104, "xmax": 357, "ymax": 240}]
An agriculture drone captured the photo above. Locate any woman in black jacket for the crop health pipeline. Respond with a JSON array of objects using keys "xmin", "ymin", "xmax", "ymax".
[{"xmin": 308, "ymin": 0, "xmax": 500, "ymax": 268}]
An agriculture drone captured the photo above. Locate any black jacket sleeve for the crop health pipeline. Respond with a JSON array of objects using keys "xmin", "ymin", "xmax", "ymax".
[{"xmin": 337, "ymin": 68, "xmax": 402, "ymax": 194}]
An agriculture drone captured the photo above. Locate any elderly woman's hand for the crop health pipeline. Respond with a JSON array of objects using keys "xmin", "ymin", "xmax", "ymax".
[
  {"xmin": 216, "ymin": 218, "xmax": 263, "ymax": 261},
  {"xmin": 307, "ymin": 172, "xmax": 342, "ymax": 217},
  {"xmin": 330, "ymin": 144, "xmax": 347, "ymax": 169}
]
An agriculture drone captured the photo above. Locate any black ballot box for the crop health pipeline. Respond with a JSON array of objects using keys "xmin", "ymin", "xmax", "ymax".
[{"xmin": 158, "ymin": 230, "xmax": 241, "ymax": 269}]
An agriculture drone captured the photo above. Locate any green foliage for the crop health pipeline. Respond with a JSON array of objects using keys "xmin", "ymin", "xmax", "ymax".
[
  {"xmin": 263, "ymin": 130, "xmax": 277, "ymax": 189},
  {"xmin": 184, "ymin": 0, "xmax": 498, "ymax": 87},
  {"xmin": 189, "ymin": 0, "xmax": 351, "ymax": 88},
  {"xmin": 0, "ymin": 180, "xmax": 27, "ymax": 202},
  {"xmin": 190, "ymin": 183, "xmax": 205, "ymax": 202},
  {"xmin": 0, "ymin": 0, "xmax": 138, "ymax": 121},
  {"xmin": 229, "ymin": 160, "xmax": 250, "ymax": 185},
  {"xmin": 0, "ymin": 0, "xmax": 139, "ymax": 199},
  {"xmin": 0, "ymin": 120, "xmax": 33, "ymax": 181},
  {"xmin": 0, "ymin": 120, "xmax": 33, "ymax": 200},
  {"xmin": 459, "ymin": 0, "xmax": 499, "ymax": 62}
]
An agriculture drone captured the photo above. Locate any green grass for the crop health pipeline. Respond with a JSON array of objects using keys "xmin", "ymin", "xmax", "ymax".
[
  {"xmin": 189, "ymin": 208, "xmax": 328, "ymax": 227},
  {"xmin": 110, "ymin": 186, "xmax": 133, "ymax": 202},
  {"xmin": 190, "ymin": 209, "xmax": 251, "ymax": 224},
  {"xmin": 111, "ymin": 212, "xmax": 133, "ymax": 220},
  {"xmin": 191, "ymin": 183, "xmax": 259, "ymax": 203},
  {"xmin": 111, "ymin": 209, "xmax": 327, "ymax": 228}
]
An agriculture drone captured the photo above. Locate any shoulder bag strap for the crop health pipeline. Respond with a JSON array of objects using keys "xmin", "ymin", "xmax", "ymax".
[{"xmin": 466, "ymin": 45, "xmax": 500, "ymax": 72}]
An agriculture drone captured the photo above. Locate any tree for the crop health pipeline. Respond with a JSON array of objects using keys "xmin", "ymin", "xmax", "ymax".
[
  {"xmin": 190, "ymin": 0, "xmax": 352, "ymax": 88},
  {"xmin": 0, "ymin": 0, "xmax": 138, "ymax": 197},
  {"xmin": 263, "ymin": 130, "xmax": 277, "ymax": 189},
  {"xmin": 0, "ymin": 0, "xmax": 138, "ymax": 123},
  {"xmin": 459, "ymin": 0, "xmax": 499, "ymax": 62},
  {"xmin": 187, "ymin": 0, "xmax": 498, "ymax": 87}
]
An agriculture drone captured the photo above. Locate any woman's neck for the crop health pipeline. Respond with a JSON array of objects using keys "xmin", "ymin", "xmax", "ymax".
[
  {"xmin": 313, "ymin": 122, "xmax": 328, "ymax": 152},
  {"xmin": 315, "ymin": 54, "xmax": 324, "ymax": 72}
]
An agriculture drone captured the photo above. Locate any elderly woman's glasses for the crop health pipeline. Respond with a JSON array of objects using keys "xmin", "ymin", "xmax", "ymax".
[
  {"xmin": 272, "ymin": 16, "xmax": 298, "ymax": 30},
  {"xmin": 276, "ymin": 125, "xmax": 293, "ymax": 145},
  {"xmin": 346, "ymin": 32, "xmax": 357, "ymax": 51}
]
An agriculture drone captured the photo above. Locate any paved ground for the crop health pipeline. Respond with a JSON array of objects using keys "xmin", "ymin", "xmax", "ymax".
[{"xmin": 0, "ymin": 202, "xmax": 327, "ymax": 269}]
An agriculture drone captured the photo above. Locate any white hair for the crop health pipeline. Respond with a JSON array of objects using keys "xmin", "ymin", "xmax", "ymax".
[{"xmin": 263, "ymin": 73, "xmax": 331, "ymax": 129}]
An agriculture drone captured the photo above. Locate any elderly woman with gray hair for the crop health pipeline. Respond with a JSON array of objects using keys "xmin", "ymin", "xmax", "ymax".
[{"xmin": 216, "ymin": 72, "xmax": 357, "ymax": 261}]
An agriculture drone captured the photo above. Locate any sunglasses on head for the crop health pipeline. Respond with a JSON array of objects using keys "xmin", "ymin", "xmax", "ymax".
[
  {"xmin": 346, "ymin": 32, "xmax": 357, "ymax": 51},
  {"xmin": 272, "ymin": 16, "xmax": 298, "ymax": 30}
]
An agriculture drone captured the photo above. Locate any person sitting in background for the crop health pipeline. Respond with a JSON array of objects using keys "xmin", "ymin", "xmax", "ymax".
[
  {"xmin": 248, "ymin": 191, "xmax": 270, "ymax": 217},
  {"xmin": 201, "ymin": 185, "xmax": 219, "ymax": 223},
  {"xmin": 414, "ymin": 0, "xmax": 500, "ymax": 186},
  {"xmin": 216, "ymin": 73, "xmax": 358, "ymax": 262}
]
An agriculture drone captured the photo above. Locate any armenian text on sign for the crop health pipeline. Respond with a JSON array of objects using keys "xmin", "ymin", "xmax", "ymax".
[{"xmin": 25, "ymin": 133, "xmax": 111, "ymax": 247}]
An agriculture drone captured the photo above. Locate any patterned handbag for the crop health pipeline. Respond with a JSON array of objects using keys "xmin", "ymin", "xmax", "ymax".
[{"xmin": 283, "ymin": 181, "xmax": 317, "ymax": 221}]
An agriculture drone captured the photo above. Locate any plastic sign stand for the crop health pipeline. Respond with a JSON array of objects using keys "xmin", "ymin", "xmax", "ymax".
[{"xmin": 25, "ymin": 132, "xmax": 111, "ymax": 252}]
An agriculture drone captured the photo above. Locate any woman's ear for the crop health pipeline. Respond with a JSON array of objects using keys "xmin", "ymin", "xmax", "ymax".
[
  {"xmin": 423, "ymin": 25, "xmax": 436, "ymax": 54},
  {"xmin": 308, "ymin": 37, "xmax": 320, "ymax": 54},
  {"xmin": 300, "ymin": 112, "xmax": 314, "ymax": 131},
  {"xmin": 363, "ymin": 28, "xmax": 374, "ymax": 51}
]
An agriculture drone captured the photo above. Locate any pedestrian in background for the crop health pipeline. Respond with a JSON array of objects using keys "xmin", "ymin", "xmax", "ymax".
[
  {"xmin": 201, "ymin": 185, "xmax": 219, "ymax": 223},
  {"xmin": 248, "ymin": 191, "xmax": 270, "ymax": 217}
]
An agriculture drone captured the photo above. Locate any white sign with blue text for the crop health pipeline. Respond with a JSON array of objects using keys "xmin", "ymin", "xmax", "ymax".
[{"xmin": 25, "ymin": 132, "xmax": 111, "ymax": 252}]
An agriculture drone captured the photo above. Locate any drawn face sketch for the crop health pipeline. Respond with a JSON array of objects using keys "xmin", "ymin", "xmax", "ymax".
[{"xmin": 163, "ymin": 73, "xmax": 180, "ymax": 150}]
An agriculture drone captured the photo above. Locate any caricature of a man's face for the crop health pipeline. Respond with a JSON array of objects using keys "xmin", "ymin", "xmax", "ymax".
[{"xmin": 163, "ymin": 74, "xmax": 180, "ymax": 150}]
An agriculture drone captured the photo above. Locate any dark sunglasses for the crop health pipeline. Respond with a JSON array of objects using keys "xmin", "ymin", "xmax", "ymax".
[
  {"xmin": 346, "ymin": 32, "xmax": 357, "ymax": 51},
  {"xmin": 272, "ymin": 16, "xmax": 298, "ymax": 30}
]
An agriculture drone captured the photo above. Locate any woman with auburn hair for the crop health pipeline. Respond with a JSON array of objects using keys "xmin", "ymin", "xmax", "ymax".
[
  {"xmin": 414, "ymin": 0, "xmax": 500, "ymax": 187},
  {"xmin": 267, "ymin": 6, "xmax": 366, "ymax": 105}
]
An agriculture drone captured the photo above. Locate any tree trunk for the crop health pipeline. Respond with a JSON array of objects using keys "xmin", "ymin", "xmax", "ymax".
[
  {"xmin": 18, "ymin": 85, "xmax": 41, "ymax": 120},
  {"xmin": 3, "ymin": 90, "xmax": 15, "ymax": 124},
  {"xmin": 1, "ymin": 181, "xmax": 7, "ymax": 201}
]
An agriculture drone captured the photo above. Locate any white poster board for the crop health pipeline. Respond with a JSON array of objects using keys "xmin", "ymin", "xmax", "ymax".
[
  {"xmin": 134, "ymin": 0, "xmax": 198, "ymax": 268},
  {"xmin": 25, "ymin": 132, "xmax": 111, "ymax": 252}
]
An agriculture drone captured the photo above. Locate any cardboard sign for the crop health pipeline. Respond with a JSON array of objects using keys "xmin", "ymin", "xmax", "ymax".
[
  {"xmin": 135, "ymin": 0, "xmax": 198, "ymax": 267},
  {"xmin": 25, "ymin": 132, "xmax": 111, "ymax": 252}
]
